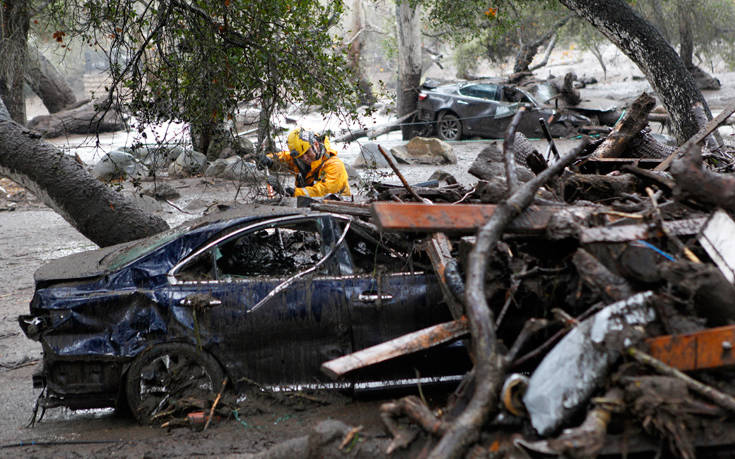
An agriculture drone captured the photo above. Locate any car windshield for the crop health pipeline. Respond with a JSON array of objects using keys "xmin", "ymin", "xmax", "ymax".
[{"xmin": 99, "ymin": 226, "xmax": 190, "ymax": 271}]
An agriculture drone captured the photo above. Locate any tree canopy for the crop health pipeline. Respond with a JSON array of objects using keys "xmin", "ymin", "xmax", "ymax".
[{"xmin": 42, "ymin": 0, "xmax": 363, "ymax": 145}]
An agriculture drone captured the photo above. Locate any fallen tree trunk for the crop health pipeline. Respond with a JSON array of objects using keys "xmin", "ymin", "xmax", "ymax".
[
  {"xmin": 27, "ymin": 100, "xmax": 126, "ymax": 138},
  {"xmin": 591, "ymin": 93, "xmax": 656, "ymax": 159},
  {"xmin": 332, "ymin": 110, "xmax": 416, "ymax": 143},
  {"xmin": 25, "ymin": 47, "xmax": 77, "ymax": 114},
  {"xmin": 0, "ymin": 101, "xmax": 169, "ymax": 247},
  {"xmin": 671, "ymin": 143, "xmax": 735, "ymax": 214},
  {"xmin": 562, "ymin": 173, "xmax": 639, "ymax": 202}
]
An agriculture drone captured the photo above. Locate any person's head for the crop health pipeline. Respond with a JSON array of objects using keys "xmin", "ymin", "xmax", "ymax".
[{"xmin": 287, "ymin": 128, "xmax": 321, "ymax": 165}]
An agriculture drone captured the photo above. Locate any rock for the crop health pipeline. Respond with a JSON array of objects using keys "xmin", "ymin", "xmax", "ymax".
[
  {"xmin": 344, "ymin": 162, "xmax": 360, "ymax": 180},
  {"xmin": 429, "ymin": 170, "xmax": 458, "ymax": 186},
  {"xmin": 92, "ymin": 150, "xmax": 149, "ymax": 182},
  {"xmin": 168, "ymin": 150, "xmax": 208, "ymax": 177},
  {"xmin": 352, "ymin": 142, "xmax": 393, "ymax": 168},
  {"xmin": 141, "ymin": 183, "xmax": 180, "ymax": 200},
  {"xmin": 390, "ymin": 137, "xmax": 456, "ymax": 165},
  {"xmin": 128, "ymin": 145, "xmax": 183, "ymax": 170},
  {"xmin": 469, "ymin": 144, "xmax": 535, "ymax": 182},
  {"xmin": 205, "ymin": 156, "xmax": 261, "ymax": 182}
]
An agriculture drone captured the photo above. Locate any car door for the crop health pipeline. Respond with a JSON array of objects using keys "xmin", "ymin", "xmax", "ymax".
[
  {"xmin": 454, "ymin": 84, "xmax": 501, "ymax": 137},
  {"xmin": 167, "ymin": 215, "xmax": 352, "ymax": 388},
  {"xmin": 334, "ymin": 222, "xmax": 467, "ymax": 383}
]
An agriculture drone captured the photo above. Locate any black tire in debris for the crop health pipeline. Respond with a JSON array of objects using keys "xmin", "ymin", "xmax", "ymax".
[{"xmin": 125, "ymin": 342, "xmax": 225, "ymax": 424}]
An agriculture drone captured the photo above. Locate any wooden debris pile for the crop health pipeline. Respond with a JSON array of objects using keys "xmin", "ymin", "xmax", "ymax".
[{"xmin": 315, "ymin": 94, "xmax": 735, "ymax": 458}]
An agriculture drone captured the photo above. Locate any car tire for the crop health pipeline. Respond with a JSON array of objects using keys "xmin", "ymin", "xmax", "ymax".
[
  {"xmin": 125, "ymin": 342, "xmax": 225, "ymax": 424},
  {"xmin": 436, "ymin": 112, "xmax": 462, "ymax": 141}
]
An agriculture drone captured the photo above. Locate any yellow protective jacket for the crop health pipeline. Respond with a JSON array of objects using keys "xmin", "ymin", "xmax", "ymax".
[{"xmin": 271, "ymin": 138, "xmax": 351, "ymax": 197}]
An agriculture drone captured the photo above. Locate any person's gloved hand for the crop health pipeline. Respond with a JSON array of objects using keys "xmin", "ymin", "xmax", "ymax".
[
  {"xmin": 256, "ymin": 154, "xmax": 273, "ymax": 170},
  {"xmin": 266, "ymin": 176, "xmax": 286, "ymax": 195},
  {"xmin": 285, "ymin": 186, "xmax": 295, "ymax": 196}
]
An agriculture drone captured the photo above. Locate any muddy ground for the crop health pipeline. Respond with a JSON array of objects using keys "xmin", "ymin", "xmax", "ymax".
[{"xmin": 4, "ymin": 59, "xmax": 735, "ymax": 456}]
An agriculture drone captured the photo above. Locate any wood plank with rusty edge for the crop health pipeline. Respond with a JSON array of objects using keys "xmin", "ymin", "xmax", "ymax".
[
  {"xmin": 645, "ymin": 324, "xmax": 735, "ymax": 371},
  {"xmin": 371, "ymin": 202, "xmax": 588, "ymax": 233},
  {"xmin": 320, "ymin": 316, "xmax": 469, "ymax": 380}
]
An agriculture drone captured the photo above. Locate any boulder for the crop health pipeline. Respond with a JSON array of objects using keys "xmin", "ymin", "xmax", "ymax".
[
  {"xmin": 352, "ymin": 142, "xmax": 393, "ymax": 168},
  {"xmin": 390, "ymin": 137, "xmax": 457, "ymax": 165},
  {"xmin": 141, "ymin": 183, "xmax": 180, "ymax": 200},
  {"xmin": 92, "ymin": 150, "xmax": 149, "ymax": 182},
  {"xmin": 204, "ymin": 131, "xmax": 256, "ymax": 160},
  {"xmin": 205, "ymin": 156, "xmax": 261, "ymax": 182},
  {"xmin": 168, "ymin": 150, "xmax": 208, "ymax": 177},
  {"xmin": 127, "ymin": 145, "xmax": 183, "ymax": 170}
]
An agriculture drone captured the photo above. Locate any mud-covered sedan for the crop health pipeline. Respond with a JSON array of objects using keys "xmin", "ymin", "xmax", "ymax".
[
  {"xmin": 416, "ymin": 81, "xmax": 592, "ymax": 141},
  {"xmin": 19, "ymin": 205, "xmax": 468, "ymax": 423}
]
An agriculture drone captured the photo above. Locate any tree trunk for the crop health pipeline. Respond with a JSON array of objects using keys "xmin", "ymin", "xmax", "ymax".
[
  {"xmin": 512, "ymin": 15, "xmax": 573, "ymax": 74},
  {"xmin": 559, "ymin": 0, "xmax": 708, "ymax": 144},
  {"xmin": 26, "ymin": 100, "xmax": 124, "ymax": 138},
  {"xmin": 347, "ymin": 0, "xmax": 375, "ymax": 105},
  {"xmin": 25, "ymin": 47, "xmax": 77, "ymax": 114},
  {"xmin": 677, "ymin": 1, "xmax": 694, "ymax": 69},
  {"xmin": 0, "ymin": 100, "xmax": 169, "ymax": 247},
  {"xmin": 395, "ymin": 0, "xmax": 422, "ymax": 140},
  {"xmin": 0, "ymin": 0, "xmax": 30, "ymax": 125}
]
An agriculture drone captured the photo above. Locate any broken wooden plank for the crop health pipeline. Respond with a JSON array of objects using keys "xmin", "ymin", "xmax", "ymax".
[
  {"xmin": 699, "ymin": 209, "xmax": 735, "ymax": 283},
  {"xmin": 371, "ymin": 202, "xmax": 593, "ymax": 233},
  {"xmin": 320, "ymin": 316, "xmax": 469, "ymax": 380},
  {"xmin": 655, "ymin": 101, "xmax": 735, "ymax": 171},
  {"xmin": 645, "ymin": 324, "xmax": 735, "ymax": 371},
  {"xmin": 425, "ymin": 233, "xmax": 464, "ymax": 321},
  {"xmin": 310, "ymin": 200, "xmax": 372, "ymax": 217},
  {"xmin": 579, "ymin": 218, "xmax": 705, "ymax": 244}
]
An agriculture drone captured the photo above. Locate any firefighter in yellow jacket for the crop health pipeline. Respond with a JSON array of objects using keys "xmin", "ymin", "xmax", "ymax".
[{"xmin": 258, "ymin": 128, "xmax": 351, "ymax": 198}]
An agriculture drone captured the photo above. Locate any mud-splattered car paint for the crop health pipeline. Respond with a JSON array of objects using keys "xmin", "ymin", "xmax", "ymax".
[{"xmin": 19, "ymin": 205, "xmax": 469, "ymax": 413}]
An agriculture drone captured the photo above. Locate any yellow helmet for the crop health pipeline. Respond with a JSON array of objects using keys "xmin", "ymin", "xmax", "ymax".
[{"xmin": 287, "ymin": 128, "xmax": 316, "ymax": 159}]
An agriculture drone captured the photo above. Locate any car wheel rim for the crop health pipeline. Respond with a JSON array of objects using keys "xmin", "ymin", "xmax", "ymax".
[{"xmin": 440, "ymin": 118, "xmax": 460, "ymax": 139}]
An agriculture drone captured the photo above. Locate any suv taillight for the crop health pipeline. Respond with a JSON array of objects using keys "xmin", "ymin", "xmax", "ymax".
[{"xmin": 418, "ymin": 93, "xmax": 428, "ymax": 101}]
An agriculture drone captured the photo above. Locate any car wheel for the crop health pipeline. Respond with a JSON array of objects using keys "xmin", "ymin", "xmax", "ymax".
[
  {"xmin": 436, "ymin": 112, "xmax": 462, "ymax": 141},
  {"xmin": 125, "ymin": 342, "xmax": 224, "ymax": 424}
]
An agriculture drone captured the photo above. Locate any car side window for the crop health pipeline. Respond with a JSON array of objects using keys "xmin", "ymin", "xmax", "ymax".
[
  {"xmin": 460, "ymin": 84, "xmax": 501, "ymax": 101},
  {"xmin": 215, "ymin": 221, "xmax": 324, "ymax": 280},
  {"xmin": 175, "ymin": 219, "xmax": 327, "ymax": 283},
  {"xmin": 344, "ymin": 224, "xmax": 428, "ymax": 275}
]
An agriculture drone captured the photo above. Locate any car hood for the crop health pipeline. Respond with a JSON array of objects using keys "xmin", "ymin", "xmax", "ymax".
[{"xmin": 34, "ymin": 244, "xmax": 126, "ymax": 283}]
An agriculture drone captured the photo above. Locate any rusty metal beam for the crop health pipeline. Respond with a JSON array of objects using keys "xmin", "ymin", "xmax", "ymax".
[
  {"xmin": 320, "ymin": 316, "xmax": 469, "ymax": 380},
  {"xmin": 645, "ymin": 324, "xmax": 735, "ymax": 371},
  {"xmin": 371, "ymin": 202, "xmax": 579, "ymax": 234}
]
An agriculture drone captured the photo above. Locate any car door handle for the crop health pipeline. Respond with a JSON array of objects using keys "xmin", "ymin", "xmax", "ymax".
[
  {"xmin": 457, "ymin": 100, "xmax": 469, "ymax": 105},
  {"xmin": 358, "ymin": 292, "xmax": 393, "ymax": 302},
  {"xmin": 180, "ymin": 295, "xmax": 222, "ymax": 306}
]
